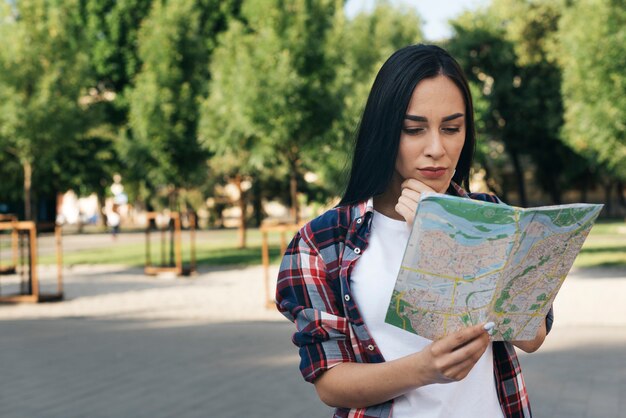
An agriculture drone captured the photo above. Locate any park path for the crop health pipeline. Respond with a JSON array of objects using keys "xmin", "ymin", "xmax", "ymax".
[{"xmin": 1, "ymin": 260, "xmax": 625, "ymax": 417}]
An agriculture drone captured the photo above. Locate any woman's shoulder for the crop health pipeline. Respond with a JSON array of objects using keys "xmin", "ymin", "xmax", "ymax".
[
  {"xmin": 298, "ymin": 200, "xmax": 367, "ymax": 248},
  {"xmin": 304, "ymin": 203, "xmax": 357, "ymax": 234}
]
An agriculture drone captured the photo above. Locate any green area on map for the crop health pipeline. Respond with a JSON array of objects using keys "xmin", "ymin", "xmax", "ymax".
[{"xmin": 384, "ymin": 193, "xmax": 603, "ymax": 341}]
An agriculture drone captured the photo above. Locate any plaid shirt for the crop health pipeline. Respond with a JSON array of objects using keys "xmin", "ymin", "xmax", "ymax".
[{"xmin": 276, "ymin": 183, "xmax": 553, "ymax": 418}]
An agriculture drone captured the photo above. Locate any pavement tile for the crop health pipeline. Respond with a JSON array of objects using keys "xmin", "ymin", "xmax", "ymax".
[{"xmin": 1, "ymin": 260, "xmax": 625, "ymax": 417}]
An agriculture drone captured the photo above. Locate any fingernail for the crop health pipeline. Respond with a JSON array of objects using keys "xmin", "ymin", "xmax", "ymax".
[{"xmin": 483, "ymin": 322, "xmax": 495, "ymax": 331}]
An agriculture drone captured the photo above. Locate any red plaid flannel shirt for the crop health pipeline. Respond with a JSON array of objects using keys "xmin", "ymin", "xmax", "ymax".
[{"xmin": 276, "ymin": 183, "xmax": 552, "ymax": 418}]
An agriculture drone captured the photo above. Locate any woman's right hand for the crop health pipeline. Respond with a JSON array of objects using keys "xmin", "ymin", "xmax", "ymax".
[
  {"xmin": 314, "ymin": 323, "xmax": 492, "ymax": 409},
  {"xmin": 414, "ymin": 323, "xmax": 491, "ymax": 385}
]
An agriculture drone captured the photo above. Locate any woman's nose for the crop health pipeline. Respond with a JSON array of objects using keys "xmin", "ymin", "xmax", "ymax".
[{"xmin": 424, "ymin": 132, "xmax": 445, "ymax": 159}]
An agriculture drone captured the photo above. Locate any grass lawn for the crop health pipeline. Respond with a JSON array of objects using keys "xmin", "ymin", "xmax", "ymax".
[
  {"xmin": 29, "ymin": 220, "xmax": 626, "ymax": 270},
  {"xmin": 574, "ymin": 219, "xmax": 626, "ymax": 269},
  {"xmin": 37, "ymin": 228, "xmax": 288, "ymax": 267}
]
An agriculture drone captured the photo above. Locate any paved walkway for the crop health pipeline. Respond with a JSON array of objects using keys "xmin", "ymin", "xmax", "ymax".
[{"xmin": 1, "ymin": 264, "xmax": 625, "ymax": 417}]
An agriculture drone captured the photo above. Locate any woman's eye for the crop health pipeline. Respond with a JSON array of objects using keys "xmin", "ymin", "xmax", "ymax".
[
  {"xmin": 442, "ymin": 127, "xmax": 461, "ymax": 134},
  {"xmin": 402, "ymin": 127, "xmax": 424, "ymax": 135}
]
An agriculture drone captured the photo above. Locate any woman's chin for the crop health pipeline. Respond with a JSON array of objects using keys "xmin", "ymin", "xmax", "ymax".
[{"xmin": 415, "ymin": 177, "xmax": 451, "ymax": 194}]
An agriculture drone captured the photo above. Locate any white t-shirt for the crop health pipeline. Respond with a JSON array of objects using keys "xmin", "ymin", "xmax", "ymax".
[{"xmin": 350, "ymin": 210, "xmax": 504, "ymax": 418}]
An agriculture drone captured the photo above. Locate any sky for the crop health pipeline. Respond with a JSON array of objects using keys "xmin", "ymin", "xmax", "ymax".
[{"xmin": 345, "ymin": 0, "xmax": 490, "ymax": 41}]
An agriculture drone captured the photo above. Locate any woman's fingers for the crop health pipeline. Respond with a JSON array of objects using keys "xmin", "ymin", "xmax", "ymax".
[
  {"xmin": 432, "ymin": 332, "xmax": 488, "ymax": 370},
  {"xmin": 395, "ymin": 179, "xmax": 438, "ymax": 224},
  {"xmin": 434, "ymin": 323, "xmax": 488, "ymax": 353},
  {"xmin": 395, "ymin": 200, "xmax": 414, "ymax": 223},
  {"xmin": 439, "ymin": 345, "xmax": 488, "ymax": 382},
  {"xmin": 401, "ymin": 178, "xmax": 437, "ymax": 194},
  {"xmin": 401, "ymin": 188, "xmax": 421, "ymax": 204},
  {"xmin": 423, "ymin": 324, "xmax": 491, "ymax": 383}
]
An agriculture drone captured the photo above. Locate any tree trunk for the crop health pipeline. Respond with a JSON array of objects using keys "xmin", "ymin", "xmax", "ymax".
[
  {"xmin": 97, "ymin": 192, "xmax": 107, "ymax": 230},
  {"xmin": 252, "ymin": 178, "xmax": 263, "ymax": 227},
  {"xmin": 235, "ymin": 175, "xmax": 247, "ymax": 249},
  {"xmin": 509, "ymin": 151, "xmax": 528, "ymax": 207},
  {"xmin": 483, "ymin": 164, "xmax": 505, "ymax": 201},
  {"xmin": 22, "ymin": 158, "xmax": 33, "ymax": 221},
  {"xmin": 580, "ymin": 174, "xmax": 589, "ymax": 203},
  {"xmin": 169, "ymin": 187, "xmax": 178, "ymax": 211},
  {"xmin": 616, "ymin": 181, "xmax": 625, "ymax": 210},
  {"xmin": 604, "ymin": 180, "xmax": 613, "ymax": 217},
  {"xmin": 290, "ymin": 163, "xmax": 299, "ymax": 225},
  {"xmin": 547, "ymin": 177, "xmax": 562, "ymax": 205}
]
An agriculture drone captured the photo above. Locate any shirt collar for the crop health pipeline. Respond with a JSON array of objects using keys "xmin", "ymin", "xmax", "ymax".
[{"xmin": 352, "ymin": 197, "xmax": 374, "ymax": 220}]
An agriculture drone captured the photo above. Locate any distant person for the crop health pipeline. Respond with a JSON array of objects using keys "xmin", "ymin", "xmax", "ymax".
[
  {"xmin": 107, "ymin": 205, "xmax": 121, "ymax": 240},
  {"xmin": 275, "ymin": 44, "xmax": 553, "ymax": 418}
]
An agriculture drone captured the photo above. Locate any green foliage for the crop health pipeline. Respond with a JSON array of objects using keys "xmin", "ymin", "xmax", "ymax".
[
  {"xmin": 79, "ymin": 0, "xmax": 153, "ymax": 93},
  {"xmin": 199, "ymin": 18, "xmax": 300, "ymax": 175},
  {"xmin": 76, "ymin": 0, "xmax": 155, "ymax": 134},
  {"xmin": 558, "ymin": 0, "xmax": 626, "ymax": 180},
  {"xmin": 0, "ymin": 0, "xmax": 101, "ymax": 217},
  {"xmin": 200, "ymin": 0, "xmax": 345, "ymax": 213},
  {"xmin": 448, "ymin": 0, "xmax": 590, "ymax": 205},
  {"xmin": 126, "ymin": 0, "xmax": 239, "ymax": 206},
  {"xmin": 320, "ymin": 1, "xmax": 423, "ymax": 194},
  {"xmin": 201, "ymin": 0, "xmax": 423, "ymax": 205}
]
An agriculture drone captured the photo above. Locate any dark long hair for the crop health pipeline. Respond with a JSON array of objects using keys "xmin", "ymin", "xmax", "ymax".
[{"xmin": 339, "ymin": 44, "xmax": 476, "ymax": 206}]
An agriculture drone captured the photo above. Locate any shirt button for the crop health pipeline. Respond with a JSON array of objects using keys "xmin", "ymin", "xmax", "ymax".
[
  {"xmin": 367, "ymin": 344, "xmax": 375, "ymax": 351},
  {"xmin": 354, "ymin": 247, "xmax": 361, "ymax": 254},
  {"xmin": 344, "ymin": 295, "xmax": 351, "ymax": 302},
  {"xmin": 356, "ymin": 218, "xmax": 362, "ymax": 224}
]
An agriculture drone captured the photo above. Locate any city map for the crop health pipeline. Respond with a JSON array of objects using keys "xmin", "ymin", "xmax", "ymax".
[{"xmin": 384, "ymin": 194, "xmax": 603, "ymax": 341}]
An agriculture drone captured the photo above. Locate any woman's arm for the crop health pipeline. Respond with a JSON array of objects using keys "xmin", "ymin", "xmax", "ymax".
[
  {"xmin": 314, "ymin": 323, "xmax": 491, "ymax": 409},
  {"xmin": 512, "ymin": 319, "xmax": 547, "ymax": 353}
]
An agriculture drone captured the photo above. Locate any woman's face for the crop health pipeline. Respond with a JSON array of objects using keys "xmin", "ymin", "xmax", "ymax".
[{"xmin": 395, "ymin": 75, "xmax": 466, "ymax": 193}]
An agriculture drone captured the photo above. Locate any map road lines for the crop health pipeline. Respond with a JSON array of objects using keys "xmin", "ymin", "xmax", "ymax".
[{"xmin": 385, "ymin": 194, "xmax": 603, "ymax": 341}]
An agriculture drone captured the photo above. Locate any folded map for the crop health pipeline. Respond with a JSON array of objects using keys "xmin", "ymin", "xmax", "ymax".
[{"xmin": 384, "ymin": 193, "xmax": 603, "ymax": 341}]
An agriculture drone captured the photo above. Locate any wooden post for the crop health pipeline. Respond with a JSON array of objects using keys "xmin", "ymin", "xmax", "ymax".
[
  {"xmin": 189, "ymin": 213, "xmax": 196, "ymax": 274},
  {"xmin": 174, "ymin": 213, "xmax": 182, "ymax": 275},
  {"xmin": 11, "ymin": 223, "xmax": 18, "ymax": 268},
  {"xmin": 146, "ymin": 226, "xmax": 152, "ymax": 268},
  {"xmin": 160, "ymin": 225, "xmax": 166, "ymax": 267},
  {"xmin": 144, "ymin": 212, "xmax": 194, "ymax": 277},
  {"xmin": 29, "ymin": 222, "xmax": 39, "ymax": 298},
  {"xmin": 55, "ymin": 224, "xmax": 63, "ymax": 295},
  {"xmin": 280, "ymin": 231, "xmax": 287, "ymax": 256},
  {"xmin": 261, "ymin": 224, "xmax": 302, "ymax": 309},
  {"xmin": 262, "ymin": 229, "xmax": 270, "ymax": 308},
  {"xmin": 0, "ymin": 215, "xmax": 19, "ymax": 274},
  {"xmin": 1, "ymin": 221, "xmax": 42, "ymax": 302}
]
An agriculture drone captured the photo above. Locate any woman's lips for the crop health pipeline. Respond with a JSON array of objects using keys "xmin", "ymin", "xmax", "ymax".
[{"xmin": 417, "ymin": 167, "xmax": 447, "ymax": 179}]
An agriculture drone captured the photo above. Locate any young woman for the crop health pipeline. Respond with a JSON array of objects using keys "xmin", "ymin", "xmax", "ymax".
[{"xmin": 276, "ymin": 44, "xmax": 552, "ymax": 418}]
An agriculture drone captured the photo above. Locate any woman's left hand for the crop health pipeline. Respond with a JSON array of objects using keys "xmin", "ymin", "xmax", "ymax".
[
  {"xmin": 395, "ymin": 179, "xmax": 437, "ymax": 226},
  {"xmin": 512, "ymin": 319, "xmax": 547, "ymax": 353}
]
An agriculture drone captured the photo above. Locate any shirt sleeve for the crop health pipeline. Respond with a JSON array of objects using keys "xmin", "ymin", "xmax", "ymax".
[
  {"xmin": 275, "ymin": 229, "xmax": 356, "ymax": 383},
  {"xmin": 545, "ymin": 306, "xmax": 554, "ymax": 334}
]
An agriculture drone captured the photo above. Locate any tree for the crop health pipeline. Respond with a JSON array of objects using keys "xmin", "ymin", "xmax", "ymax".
[
  {"xmin": 318, "ymin": 1, "xmax": 423, "ymax": 196},
  {"xmin": 0, "ymin": 0, "xmax": 91, "ymax": 220},
  {"xmin": 448, "ymin": 15, "xmax": 529, "ymax": 204},
  {"xmin": 201, "ymin": 0, "xmax": 423, "ymax": 244},
  {"xmin": 558, "ymin": 0, "xmax": 626, "ymax": 212},
  {"xmin": 199, "ymin": 18, "xmax": 277, "ymax": 247},
  {"xmin": 448, "ymin": 0, "xmax": 588, "ymax": 206},
  {"xmin": 200, "ymin": 0, "xmax": 346, "ymax": 229},
  {"xmin": 126, "ymin": 0, "xmax": 240, "ymax": 210},
  {"xmin": 77, "ymin": 0, "xmax": 154, "ymax": 133}
]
